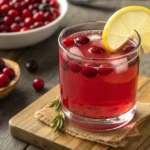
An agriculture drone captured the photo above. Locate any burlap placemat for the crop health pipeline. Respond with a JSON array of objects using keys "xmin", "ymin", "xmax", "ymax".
[{"xmin": 35, "ymin": 102, "xmax": 150, "ymax": 148}]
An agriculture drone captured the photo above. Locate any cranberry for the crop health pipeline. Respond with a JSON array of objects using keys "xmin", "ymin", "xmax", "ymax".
[
  {"xmin": 24, "ymin": 17, "xmax": 34, "ymax": 26},
  {"xmin": 0, "ymin": 24, "xmax": 9, "ymax": 32},
  {"xmin": 98, "ymin": 65, "xmax": 113, "ymax": 76},
  {"xmin": 22, "ymin": 9, "xmax": 32, "ymax": 18},
  {"xmin": 75, "ymin": 36, "xmax": 90, "ymax": 45},
  {"xmin": 44, "ymin": 20, "xmax": 51, "ymax": 25},
  {"xmin": 45, "ymin": 12, "xmax": 56, "ymax": 21},
  {"xmin": 14, "ymin": 16, "xmax": 22, "ymax": 23},
  {"xmin": 0, "ymin": 0, "xmax": 9, "ymax": 6},
  {"xmin": 33, "ymin": 78, "xmax": 44, "ymax": 92},
  {"xmin": 25, "ymin": 0, "xmax": 35, "ymax": 5},
  {"xmin": 50, "ymin": 0, "xmax": 59, "ymax": 8},
  {"xmin": 19, "ymin": 22, "xmax": 25, "ymax": 27},
  {"xmin": 20, "ymin": 2, "xmax": 27, "ymax": 9},
  {"xmin": 42, "ymin": 0, "xmax": 49, "ymax": 3},
  {"xmin": 68, "ymin": 60, "xmax": 81, "ymax": 73},
  {"xmin": 52, "ymin": 8, "xmax": 60, "ymax": 17},
  {"xmin": 20, "ymin": 27, "xmax": 29, "ymax": 31},
  {"xmin": 33, "ymin": 3, "xmax": 40, "ymax": 10},
  {"xmin": 28, "ymin": 4, "xmax": 33, "ymax": 10},
  {"xmin": 34, "ymin": 21, "xmax": 43, "ymax": 28},
  {"xmin": 0, "ymin": 4, "xmax": 11, "ymax": 13},
  {"xmin": 89, "ymin": 45, "xmax": 105, "ymax": 54},
  {"xmin": 25, "ymin": 60, "xmax": 38, "ymax": 73},
  {"xmin": 32, "ymin": 9, "xmax": 37, "ymax": 14},
  {"xmin": 3, "ymin": 67, "xmax": 15, "ymax": 80},
  {"xmin": 8, "ymin": 9, "xmax": 19, "ymax": 18},
  {"xmin": 0, "ymin": 74, "xmax": 9, "ymax": 87},
  {"xmin": 81, "ymin": 64, "xmax": 97, "ymax": 78},
  {"xmin": 4, "ymin": 16, "xmax": 13, "ymax": 25},
  {"xmin": 63, "ymin": 38, "xmax": 74, "ymax": 47},
  {"xmin": 0, "ymin": 58, "xmax": 5, "ymax": 71},
  {"xmin": 13, "ymin": 3, "xmax": 23, "ymax": 11},
  {"xmin": 39, "ymin": 3, "xmax": 50, "ymax": 12},
  {"xmin": 10, "ymin": 23, "xmax": 21, "ymax": 32},
  {"xmin": 33, "ymin": 11, "xmax": 44, "ymax": 21}
]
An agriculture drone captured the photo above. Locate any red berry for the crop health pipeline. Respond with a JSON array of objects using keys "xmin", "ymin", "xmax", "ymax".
[
  {"xmin": 28, "ymin": 4, "xmax": 33, "ymax": 10},
  {"xmin": 0, "ymin": 4, "xmax": 11, "ymax": 13},
  {"xmin": 63, "ymin": 38, "xmax": 74, "ymax": 47},
  {"xmin": 24, "ymin": 17, "xmax": 34, "ymax": 26},
  {"xmin": 20, "ymin": 27, "xmax": 29, "ymax": 31},
  {"xmin": 8, "ymin": 9, "xmax": 19, "ymax": 18},
  {"xmin": 19, "ymin": 22, "xmax": 25, "ymax": 27},
  {"xmin": 22, "ymin": 9, "xmax": 32, "ymax": 18},
  {"xmin": 20, "ymin": 1, "xmax": 27, "ymax": 9},
  {"xmin": 68, "ymin": 60, "xmax": 81, "ymax": 73},
  {"xmin": 75, "ymin": 36, "xmax": 90, "ymax": 45},
  {"xmin": 98, "ymin": 65, "xmax": 113, "ymax": 76},
  {"xmin": 81, "ymin": 64, "xmax": 97, "ymax": 78},
  {"xmin": 0, "ymin": 24, "xmax": 9, "ymax": 32},
  {"xmin": 33, "ymin": 11, "xmax": 44, "ymax": 21},
  {"xmin": 0, "ymin": 0, "xmax": 9, "ymax": 6},
  {"xmin": 14, "ymin": 16, "xmax": 22, "ymax": 23},
  {"xmin": 33, "ymin": 21, "xmax": 43, "ymax": 28},
  {"xmin": 33, "ymin": 78, "xmax": 44, "ymax": 92},
  {"xmin": 13, "ymin": 3, "xmax": 23, "ymax": 11},
  {"xmin": 0, "ymin": 74, "xmax": 9, "ymax": 87},
  {"xmin": 3, "ymin": 67, "xmax": 15, "ymax": 80},
  {"xmin": 44, "ymin": 20, "xmax": 51, "ymax": 25},
  {"xmin": 50, "ymin": 0, "xmax": 59, "ymax": 8},
  {"xmin": 33, "ymin": 3, "xmax": 39, "ymax": 9},
  {"xmin": 25, "ymin": 0, "xmax": 35, "ymax": 5},
  {"xmin": 89, "ymin": 46, "xmax": 105, "ymax": 54},
  {"xmin": 32, "ymin": 9, "xmax": 37, "ymax": 14},
  {"xmin": 52, "ymin": 8, "xmax": 60, "ymax": 17},
  {"xmin": 4, "ymin": 16, "xmax": 13, "ymax": 25},
  {"xmin": 26, "ymin": 60, "xmax": 38, "ymax": 73},
  {"xmin": 10, "ymin": 23, "xmax": 21, "ymax": 32},
  {"xmin": 0, "ymin": 58, "xmax": 5, "ymax": 71}
]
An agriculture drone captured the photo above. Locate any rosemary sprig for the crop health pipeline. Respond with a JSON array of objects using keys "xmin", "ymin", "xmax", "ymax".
[
  {"xmin": 50, "ymin": 98, "xmax": 65, "ymax": 132},
  {"xmin": 50, "ymin": 98, "xmax": 61, "ymax": 111}
]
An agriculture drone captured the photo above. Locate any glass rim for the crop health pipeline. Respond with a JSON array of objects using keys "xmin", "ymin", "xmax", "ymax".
[{"xmin": 58, "ymin": 21, "xmax": 141, "ymax": 60}]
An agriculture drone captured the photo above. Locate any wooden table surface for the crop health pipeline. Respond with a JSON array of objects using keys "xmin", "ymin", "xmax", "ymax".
[{"xmin": 1, "ymin": 1, "xmax": 150, "ymax": 150}]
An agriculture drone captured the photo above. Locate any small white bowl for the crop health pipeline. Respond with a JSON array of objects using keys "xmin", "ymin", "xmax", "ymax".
[{"xmin": 0, "ymin": 0, "xmax": 68, "ymax": 49}]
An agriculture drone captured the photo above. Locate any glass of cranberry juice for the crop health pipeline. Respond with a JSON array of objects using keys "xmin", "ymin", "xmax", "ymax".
[{"xmin": 58, "ymin": 21, "xmax": 141, "ymax": 131}]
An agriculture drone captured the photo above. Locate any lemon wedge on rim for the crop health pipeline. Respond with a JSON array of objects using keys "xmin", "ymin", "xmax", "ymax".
[{"xmin": 102, "ymin": 6, "xmax": 150, "ymax": 53}]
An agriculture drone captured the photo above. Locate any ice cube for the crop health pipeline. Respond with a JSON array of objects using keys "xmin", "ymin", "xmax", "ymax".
[
  {"xmin": 111, "ymin": 58, "xmax": 128, "ymax": 74},
  {"xmin": 69, "ymin": 47, "xmax": 84, "ymax": 57},
  {"xmin": 88, "ymin": 34, "xmax": 101, "ymax": 41}
]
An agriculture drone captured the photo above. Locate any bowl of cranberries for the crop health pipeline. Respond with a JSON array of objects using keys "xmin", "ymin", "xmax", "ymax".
[
  {"xmin": 0, "ymin": 0, "xmax": 68, "ymax": 49},
  {"xmin": 0, "ymin": 58, "xmax": 20, "ymax": 99}
]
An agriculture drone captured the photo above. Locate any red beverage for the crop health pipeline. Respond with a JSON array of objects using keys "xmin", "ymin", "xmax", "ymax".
[{"xmin": 58, "ymin": 22, "xmax": 140, "ymax": 130}]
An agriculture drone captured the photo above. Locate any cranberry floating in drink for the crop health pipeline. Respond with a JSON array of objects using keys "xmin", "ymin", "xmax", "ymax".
[{"xmin": 59, "ymin": 21, "xmax": 140, "ymax": 131}]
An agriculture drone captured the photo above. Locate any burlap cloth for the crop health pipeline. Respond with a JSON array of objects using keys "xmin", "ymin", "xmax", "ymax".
[{"xmin": 35, "ymin": 102, "xmax": 150, "ymax": 148}]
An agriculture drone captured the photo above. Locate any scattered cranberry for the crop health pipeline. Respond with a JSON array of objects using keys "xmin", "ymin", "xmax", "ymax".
[
  {"xmin": 68, "ymin": 60, "xmax": 81, "ymax": 73},
  {"xmin": 0, "ymin": 74, "xmax": 9, "ymax": 87},
  {"xmin": 20, "ymin": 27, "xmax": 29, "ymax": 32},
  {"xmin": 39, "ymin": 3, "xmax": 50, "ymax": 12},
  {"xmin": 98, "ymin": 65, "xmax": 113, "ymax": 76},
  {"xmin": 25, "ymin": 60, "xmax": 38, "ymax": 73},
  {"xmin": 81, "ymin": 64, "xmax": 97, "ymax": 78},
  {"xmin": 22, "ymin": 9, "xmax": 32, "ymax": 18},
  {"xmin": 89, "ymin": 46, "xmax": 105, "ymax": 54},
  {"xmin": 33, "ymin": 78, "xmax": 44, "ymax": 92},
  {"xmin": 8, "ymin": 9, "xmax": 19, "ymax": 18},
  {"xmin": 63, "ymin": 38, "xmax": 74, "ymax": 47},
  {"xmin": 3, "ymin": 67, "xmax": 15, "ymax": 80},
  {"xmin": 0, "ymin": 58, "xmax": 5, "ymax": 71},
  {"xmin": 10, "ymin": 23, "xmax": 20, "ymax": 32},
  {"xmin": 33, "ymin": 11, "xmax": 44, "ymax": 21},
  {"xmin": 75, "ymin": 36, "xmax": 90, "ymax": 45}
]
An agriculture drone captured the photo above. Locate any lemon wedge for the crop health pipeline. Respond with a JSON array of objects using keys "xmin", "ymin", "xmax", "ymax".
[{"xmin": 102, "ymin": 6, "xmax": 150, "ymax": 53}]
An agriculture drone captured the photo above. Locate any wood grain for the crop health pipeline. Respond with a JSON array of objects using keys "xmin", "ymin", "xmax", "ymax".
[{"xmin": 9, "ymin": 76, "xmax": 150, "ymax": 150}]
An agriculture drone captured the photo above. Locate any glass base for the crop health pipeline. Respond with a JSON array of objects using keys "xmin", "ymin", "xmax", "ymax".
[{"xmin": 62, "ymin": 105, "xmax": 136, "ymax": 131}]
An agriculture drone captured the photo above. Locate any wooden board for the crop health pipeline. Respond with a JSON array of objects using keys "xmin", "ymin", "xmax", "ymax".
[{"xmin": 9, "ymin": 76, "xmax": 150, "ymax": 150}]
